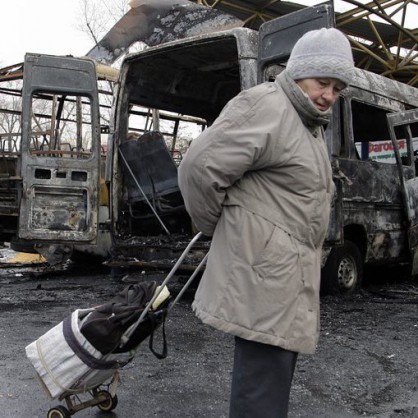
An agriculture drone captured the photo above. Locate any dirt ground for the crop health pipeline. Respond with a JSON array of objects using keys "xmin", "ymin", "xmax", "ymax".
[{"xmin": 0, "ymin": 261, "xmax": 417, "ymax": 418}]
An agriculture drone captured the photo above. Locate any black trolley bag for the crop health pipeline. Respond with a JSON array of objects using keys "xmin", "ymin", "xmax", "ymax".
[{"xmin": 25, "ymin": 232, "xmax": 207, "ymax": 417}]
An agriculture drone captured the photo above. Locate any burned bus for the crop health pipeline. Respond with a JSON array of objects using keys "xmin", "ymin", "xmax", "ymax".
[
  {"xmin": 0, "ymin": 59, "xmax": 121, "ymax": 264},
  {"xmin": 6, "ymin": 3, "xmax": 418, "ymax": 293}
]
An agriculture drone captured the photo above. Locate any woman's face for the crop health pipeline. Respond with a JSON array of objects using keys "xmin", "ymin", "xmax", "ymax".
[{"xmin": 296, "ymin": 78, "xmax": 345, "ymax": 112}]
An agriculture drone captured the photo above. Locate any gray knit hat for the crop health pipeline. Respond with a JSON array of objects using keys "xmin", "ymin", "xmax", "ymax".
[{"xmin": 287, "ymin": 28, "xmax": 354, "ymax": 86}]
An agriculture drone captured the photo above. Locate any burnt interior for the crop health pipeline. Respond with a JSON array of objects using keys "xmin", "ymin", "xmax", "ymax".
[
  {"xmin": 116, "ymin": 36, "xmax": 242, "ymax": 237},
  {"xmin": 124, "ymin": 36, "xmax": 241, "ymax": 123}
]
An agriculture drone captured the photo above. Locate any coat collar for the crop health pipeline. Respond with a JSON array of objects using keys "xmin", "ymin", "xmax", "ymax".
[{"xmin": 276, "ymin": 70, "xmax": 331, "ymax": 133}]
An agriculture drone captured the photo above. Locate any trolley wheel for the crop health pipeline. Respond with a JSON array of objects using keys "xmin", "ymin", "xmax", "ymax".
[
  {"xmin": 47, "ymin": 405, "xmax": 71, "ymax": 418},
  {"xmin": 96, "ymin": 390, "xmax": 119, "ymax": 412}
]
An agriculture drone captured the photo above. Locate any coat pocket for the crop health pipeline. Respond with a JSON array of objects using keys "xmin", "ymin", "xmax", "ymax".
[{"xmin": 252, "ymin": 227, "xmax": 302, "ymax": 303}]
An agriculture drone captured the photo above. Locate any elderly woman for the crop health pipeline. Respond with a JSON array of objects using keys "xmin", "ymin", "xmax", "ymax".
[{"xmin": 178, "ymin": 28, "xmax": 355, "ymax": 418}]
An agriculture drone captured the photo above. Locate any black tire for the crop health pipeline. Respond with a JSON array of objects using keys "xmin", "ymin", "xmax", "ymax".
[
  {"xmin": 321, "ymin": 240, "xmax": 363, "ymax": 296},
  {"xmin": 46, "ymin": 405, "xmax": 71, "ymax": 418},
  {"xmin": 96, "ymin": 390, "xmax": 118, "ymax": 412}
]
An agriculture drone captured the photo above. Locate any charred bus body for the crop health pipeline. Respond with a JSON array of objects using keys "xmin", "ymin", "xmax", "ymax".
[
  {"xmin": 107, "ymin": 5, "xmax": 418, "ymax": 293},
  {"xmin": 4, "ymin": 4, "xmax": 418, "ymax": 293},
  {"xmin": 0, "ymin": 59, "xmax": 118, "ymax": 264}
]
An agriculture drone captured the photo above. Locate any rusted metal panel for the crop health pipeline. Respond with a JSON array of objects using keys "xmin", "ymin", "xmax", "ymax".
[
  {"xmin": 338, "ymin": 159, "xmax": 405, "ymax": 204},
  {"xmin": 18, "ymin": 54, "xmax": 101, "ymax": 243},
  {"xmin": 351, "ymin": 69, "xmax": 418, "ymax": 108}
]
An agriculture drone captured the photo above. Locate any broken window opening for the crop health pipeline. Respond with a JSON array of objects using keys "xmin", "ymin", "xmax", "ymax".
[
  {"xmin": 126, "ymin": 104, "xmax": 205, "ymax": 166},
  {"xmin": 29, "ymin": 93, "xmax": 94, "ymax": 159},
  {"xmin": 351, "ymin": 100, "xmax": 409, "ymax": 165},
  {"xmin": 392, "ymin": 121, "xmax": 418, "ymax": 173}
]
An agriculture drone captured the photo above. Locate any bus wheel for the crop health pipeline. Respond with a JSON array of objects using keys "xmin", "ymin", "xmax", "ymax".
[{"xmin": 321, "ymin": 240, "xmax": 363, "ymax": 296}]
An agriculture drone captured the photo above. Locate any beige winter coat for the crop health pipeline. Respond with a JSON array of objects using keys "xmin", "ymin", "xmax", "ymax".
[{"xmin": 178, "ymin": 71, "xmax": 334, "ymax": 354}]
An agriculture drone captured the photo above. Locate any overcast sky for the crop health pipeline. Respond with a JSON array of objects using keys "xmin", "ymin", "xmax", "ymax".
[
  {"xmin": 2, "ymin": 0, "xmax": 417, "ymax": 69},
  {"xmin": 1, "ymin": 0, "xmax": 93, "ymax": 68}
]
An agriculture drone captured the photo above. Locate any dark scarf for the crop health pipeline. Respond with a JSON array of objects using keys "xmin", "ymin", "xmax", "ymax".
[{"xmin": 276, "ymin": 70, "xmax": 331, "ymax": 134}]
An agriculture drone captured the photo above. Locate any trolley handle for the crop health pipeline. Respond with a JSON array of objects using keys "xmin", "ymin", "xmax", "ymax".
[{"xmin": 122, "ymin": 232, "xmax": 206, "ymax": 342}]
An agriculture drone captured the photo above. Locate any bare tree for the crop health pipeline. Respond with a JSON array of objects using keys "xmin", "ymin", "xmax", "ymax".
[{"xmin": 77, "ymin": 0, "xmax": 131, "ymax": 47}]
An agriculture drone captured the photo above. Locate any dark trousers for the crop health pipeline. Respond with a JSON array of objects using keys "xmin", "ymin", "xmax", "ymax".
[{"xmin": 229, "ymin": 336, "xmax": 298, "ymax": 418}]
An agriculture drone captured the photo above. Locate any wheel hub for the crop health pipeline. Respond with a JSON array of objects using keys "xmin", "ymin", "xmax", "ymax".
[{"xmin": 337, "ymin": 255, "xmax": 357, "ymax": 290}]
